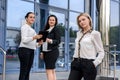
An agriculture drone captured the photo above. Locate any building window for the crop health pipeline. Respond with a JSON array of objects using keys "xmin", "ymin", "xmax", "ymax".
[
  {"xmin": 110, "ymin": 1, "xmax": 120, "ymax": 51},
  {"xmin": 7, "ymin": 0, "xmax": 34, "ymax": 27},
  {"xmin": 70, "ymin": 0, "xmax": 84, "ymax": 12},
  {"xmin": 39, "ymin": 0, "xmax": 68, "ymax": 9}
]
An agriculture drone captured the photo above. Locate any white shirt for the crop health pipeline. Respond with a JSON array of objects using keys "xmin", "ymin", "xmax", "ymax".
[
  {"xmin": 19, "ymin": 24, "xmax": 37, "ymax": 50},
  {"xmin": 73, "ymin": 30, "xmax": 104, "ymax": 66},
  {"xmin": 47, "ymin": 26, "xmax": 54, "ymax": 32}
]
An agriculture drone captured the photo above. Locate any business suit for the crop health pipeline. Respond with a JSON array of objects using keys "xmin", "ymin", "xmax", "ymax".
[{"xmin": 41, "ymin": 26, "xmax": 61, "ymax": 69}]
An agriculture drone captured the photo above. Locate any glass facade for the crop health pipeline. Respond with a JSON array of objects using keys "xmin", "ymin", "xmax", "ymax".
[
  {"xmin": 7, "ymin": 0, "xmax": 34, "ymax": 27},
  {"xmin": 110, "ymin": 0, "xmax": 120, "ymax": 51},
  {"xmin": 69, "ymin": 12, "xmax": 80, "ymax": 62},
  {"xmin": 110, "ymin": 0, "xmax": 120, "ymax": 66},
  {"xmin": 6, "ymin": 0, "xmax": 85, "ymax": 72},
  {"xmin": 110, "ymin": 1, "xmax": 119, "ymax": 26},
  {"xmin": 6, "ymin": 0, "xmax": 34, "ymax": 71},
  {"xmin": 49, "ymin": 0, "xmax": 68, "ymax": 9},
  {"xmin": 4, "ymin": 0, "xmax": 120, "ymax": 72},
  {"xmin": 70, "ymin": 0, "xmax": 84, "ymax": 12}
]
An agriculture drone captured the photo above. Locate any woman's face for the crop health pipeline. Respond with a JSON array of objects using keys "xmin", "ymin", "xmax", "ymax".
[
  {"xmin": 78, "ymin": 15, "xmax": 90, "ymax": 29},
  {"xmin": 26, "ymin": 13, "xmax": 35, "ymax": 25},
  {"xmin": 48, "ymin": 16, "xmax": 56, "ymax": 27}
]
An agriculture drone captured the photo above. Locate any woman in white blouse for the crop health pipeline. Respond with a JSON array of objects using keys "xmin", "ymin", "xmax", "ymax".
[
  {"xmin": 18, "ymin": 12, "xmax": 42, "ymax": 80},
  {"xmin": 68, "ymin": 13, "xmax": 104, "ymax": 80}
]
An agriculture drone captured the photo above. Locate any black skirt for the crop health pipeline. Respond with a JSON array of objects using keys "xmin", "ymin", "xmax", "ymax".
[{"xmin": 43, "ymin": 48, "xmax": 59, "ymax": 69}]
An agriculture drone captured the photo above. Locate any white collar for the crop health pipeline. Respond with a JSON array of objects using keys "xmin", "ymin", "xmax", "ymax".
[{"xmin": 47, "ymin": 26, "xmax": 54, "ymax": 32}]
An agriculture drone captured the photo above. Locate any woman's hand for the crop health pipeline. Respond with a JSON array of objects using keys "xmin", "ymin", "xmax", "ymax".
[
  {"xmin": 46, "ymin": 38, "xmax": 53, "ymax": 43},
  {"xmin": 33, "ymin": 34, "xmax": 43, "ymax": 40}
]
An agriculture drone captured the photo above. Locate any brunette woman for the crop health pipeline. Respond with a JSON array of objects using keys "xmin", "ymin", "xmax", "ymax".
[
  {"xmin": 40, "ymin": 15, "xmax": 61, "ymax": 80},
  {"xmin": 18, "ymin": 12, "xmax": 42, "ymax": 80}
]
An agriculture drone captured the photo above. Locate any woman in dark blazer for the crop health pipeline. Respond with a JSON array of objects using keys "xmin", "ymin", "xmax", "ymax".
[{"xmin": 40, "ymin": 15, "xmax": 61, "ymax": 80}]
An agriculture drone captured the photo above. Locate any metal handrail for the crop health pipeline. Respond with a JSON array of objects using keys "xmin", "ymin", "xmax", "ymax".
[
  {"xmin": 104, "ymin": 44, "xmax": 117, "ymax": 80},
  {"xmin": 0, "ymin": 46, "xmax": 6, "ymax": 80}
]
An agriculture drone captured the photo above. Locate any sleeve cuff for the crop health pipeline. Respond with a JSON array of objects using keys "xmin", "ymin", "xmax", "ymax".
[
  {"xmin": 93, "ymin": 61, "xmax": 100, "ymax": 67},
  {"xmin": 36, "ymin": 43, "xmax": 41, "ymax": 47}
]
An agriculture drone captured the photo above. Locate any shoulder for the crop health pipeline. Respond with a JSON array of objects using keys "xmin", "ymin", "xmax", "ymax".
[
  {"xmin": 91, "ymin": 30, "xmax": 100, "ymax": 36},
  {"xmin": 91, "ymin": 30, "xmax": 101, "ymax": 39},
  {"xmin": 21, "ymin": 24, "xmax": 29, "ymax": 29},
  {"xmin": 53, "ymin": 26, "xmax": 60, "ymax": 32}
]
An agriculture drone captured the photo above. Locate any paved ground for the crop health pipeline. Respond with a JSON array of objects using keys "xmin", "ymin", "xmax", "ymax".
[
  {"xmin": 0, "ymin": 70, "xmax": 120, "ymax": 80},
  {"xmin": 0, "ymin": 71, "xmax": 69, "ymax": 80},
  {"xmin": 1, "ymin": 59, "xmax": 120, "ymax": 80}
]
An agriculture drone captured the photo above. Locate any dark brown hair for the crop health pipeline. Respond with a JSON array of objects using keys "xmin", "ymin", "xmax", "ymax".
[
  {"xmin": 44, "ymin": 15, "xmax": 58, "ymax": 30},
  {"xmin": 25, "ymin": 12, "xmax": 34, "ymax": 19}
]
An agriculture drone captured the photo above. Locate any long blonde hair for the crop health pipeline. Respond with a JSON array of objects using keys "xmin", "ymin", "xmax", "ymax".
[{"xmin": 77, "ymin": 13, "xmax": 93, "ymax": 30}]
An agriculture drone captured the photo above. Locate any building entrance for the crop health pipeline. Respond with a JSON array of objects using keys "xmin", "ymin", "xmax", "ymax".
[{"xmin": 33, "ymin": 6, "xmax": 70, "ymax": 72}]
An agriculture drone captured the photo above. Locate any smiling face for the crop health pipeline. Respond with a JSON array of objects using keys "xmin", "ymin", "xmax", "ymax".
[
  {"xmin": 77, "ymin": 13, "xmax": 92, "ymax": 31},
  {"xmin": 48, "ymin": 16, "xmax": 56, "ymax": 27},
  {"xmin": 26, "ymin": 13, "xmax": 35, "ymax": 25},
  {"xmin": 78, "ymin": 16, "xmax": 90, "ymax": 29}
]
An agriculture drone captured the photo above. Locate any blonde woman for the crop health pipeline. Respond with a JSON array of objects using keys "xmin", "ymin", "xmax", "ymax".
[{"xmin": 68, "ymin": 13, "xmax": 104, "ymax": 80}]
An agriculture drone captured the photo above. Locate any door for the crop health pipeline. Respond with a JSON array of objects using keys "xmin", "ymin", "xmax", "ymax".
[{"xmin": 33, "ymin": 7, "xmax": 69, "ymax": 71}]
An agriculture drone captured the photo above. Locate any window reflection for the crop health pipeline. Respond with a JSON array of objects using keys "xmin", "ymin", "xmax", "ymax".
[
  {"xmin": 115, "ymin": 0, "xmax": 119, "ymax": 1},
  {"xmin": 70, "ymin": 0, "xmax": 84, "ymax": 12},
  {"xmin": 69, "ymin": 12, "xmax": 79, "ymax": 31},
  {"xmin": 6, "ymin": 0, "xmax": 34, "ymax": 70},
  {"xmin": 39, "ymin": 0, "xmax": 49, "ymax": 4},
  {"xmin": 36, "ymin": 0, "xmax": 40, "ymax": 3},
  {"xmin": 110, "ymin": 1, "xmax": 119, "ymax": 26},
  {"xmin": 7, "ymin": 0, "xmax": 34, "ymax": 27},
  {"xmin": 110, "ymin": 1, "xmax": 120, "ymax": 51},
  {"xmin": 69, "ymin": 12, "xmax": 80, "ymax": 62},
  {"xmin": 7, "ymin": 0, "xmax": 86, "ymax": 71},
  {"xmin": 40, "ymin": 0, "xmax": 68, "ymax": 9},
  {"xmin": 49, "ymin": 11, "xmax": 65, "ymax": 26}
]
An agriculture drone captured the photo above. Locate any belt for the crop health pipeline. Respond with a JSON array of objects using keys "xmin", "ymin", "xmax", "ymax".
[{"xmin": 74, "ymin": 58, "xmax": 94, "ymax": 62}]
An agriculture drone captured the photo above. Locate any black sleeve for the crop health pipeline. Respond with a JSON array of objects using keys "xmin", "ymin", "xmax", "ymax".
[
  {"xmin": 37, "ymin": 31, "xmax": 48, "ymax": 42},
  {"xmin": 52, "ymin": 27, "xmax": 61, "ymax": 45}
]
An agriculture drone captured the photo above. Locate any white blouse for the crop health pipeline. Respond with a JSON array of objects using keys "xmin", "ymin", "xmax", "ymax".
[
  {"xmin": 73, "ymin": 30, "xmax": 105, "ymax": 66},
  {"xmin": 19, "ymin": 24, "xmax": 37, "ymax": 50}
]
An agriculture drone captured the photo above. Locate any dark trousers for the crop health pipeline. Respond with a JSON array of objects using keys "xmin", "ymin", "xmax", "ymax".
[
  {"xmin": 68, "ymin": 58, "xmax": 97, "ymax": 80},
  {"xmin": 18, "ymin": 47, "xmax": 34, "ymax": 80}
]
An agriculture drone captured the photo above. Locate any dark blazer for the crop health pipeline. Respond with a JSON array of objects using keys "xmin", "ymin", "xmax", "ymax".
[{"xmin": 41, "ymin": 26, "xmax": 61, "ymax": 52}]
